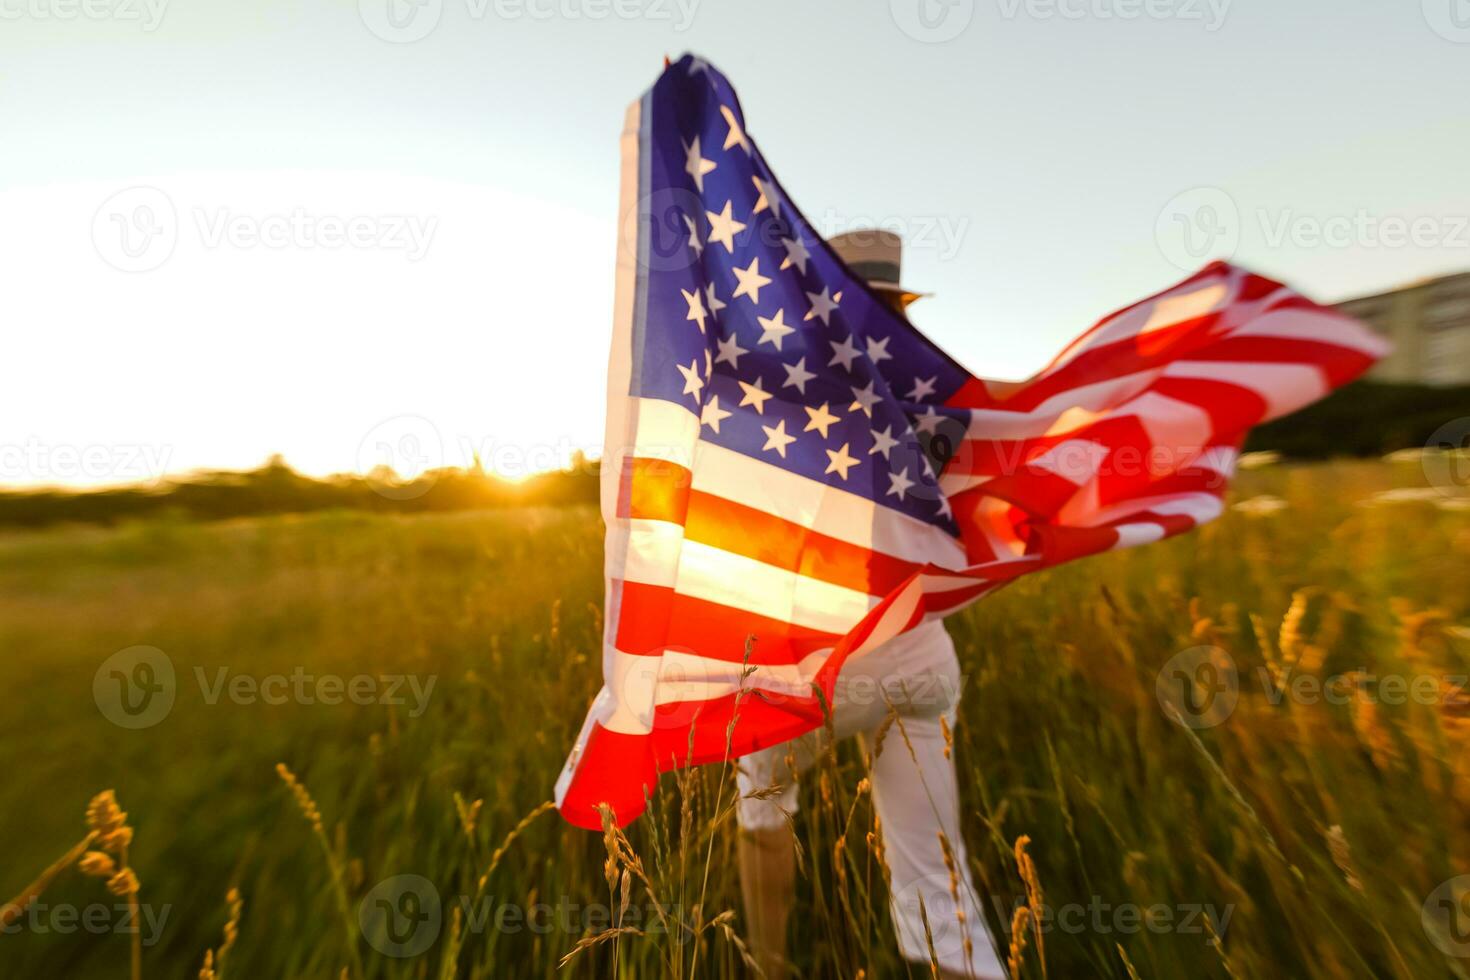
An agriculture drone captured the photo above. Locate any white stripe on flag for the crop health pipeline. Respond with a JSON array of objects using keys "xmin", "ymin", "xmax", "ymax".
[
  {"xmin": 1162, "ymin": 360, "xmax": 1328, "ymax": 421},
  {"xmin": 614, "ymin": 525, "xmax": 880, "ymax": 632},
  {"xmin": 624, "ymin": 396, "xmax": 968, "ymax": 569}
]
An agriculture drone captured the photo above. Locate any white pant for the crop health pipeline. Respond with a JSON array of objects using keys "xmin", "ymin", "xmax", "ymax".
[{"xmin": 735, "ymin": 621, "xmax": 1005, "ymax": 978}]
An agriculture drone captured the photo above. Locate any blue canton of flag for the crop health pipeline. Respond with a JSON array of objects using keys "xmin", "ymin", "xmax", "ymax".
[{"xmin": 630, "ymin": 54, "xmax": 969, "ymax": 532}]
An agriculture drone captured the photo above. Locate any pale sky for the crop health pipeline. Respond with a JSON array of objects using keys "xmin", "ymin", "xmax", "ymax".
[{"xmin": 2, "ymin": 0, "xmax": 1467, "ymax": 487}]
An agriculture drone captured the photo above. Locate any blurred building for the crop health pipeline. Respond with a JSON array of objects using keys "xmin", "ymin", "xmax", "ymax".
[{"xmin": 1335, "ymin": 270, "xmax": 1470, "ymax": 386}]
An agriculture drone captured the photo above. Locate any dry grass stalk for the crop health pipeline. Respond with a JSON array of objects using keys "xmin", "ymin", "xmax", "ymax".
[
  {"xmin": 2, "ymin": 830, "xmax": 98, "ymax": 930},
  {"xmin": 198, "ymin": 886, "xmax": 244, "ymax": 980},
  {"xmin": 1115, "ymin": 942, "xmax": 1144, "ymax": 980},
  {"xmin": 1325, "ymin": 825, "xmax": 1363, "ymax": 893},
  {"xmin": 556, "ymin": 926, "xmax": 647, "ymax": 968},
  {"xmin": 275, "ymin": 764, "xmax": 362, "ymax": 980},
  {"xmin": 917, "ymin": 893, "xmax": 941, "ymax": 979},
  {"xmin": 706, "ymin": 909, "xmax": 763, "ymax": 974},
  {"xmin": 1278, "ymin": 589, "xmax": 1314, "ymax": 665},
  {"xmin": 1014, "ymin": 835, "xmax": 1045, "ymax": 976},
  {"xmin": 1348, "ymin": 693, "xmax": 1400, "ymax": 771},
  {"xmin": 476, "ymin": 800, "xmax": 554, "ymax": 895},
  {"xmin": 592, "ymin": 803, "xmax": 673, "ymax": 937},
  {"xmin": 872, "ymin": 705, "xmax": 898, "ymax": 761},
  {"xmin": 436, "ymin": 905, "xmax": 464, "ymax": 980},
  {"xmin": 453, "ymin": 792, "xmax": 483, "ymax": 844},
  {"xmin": 937, "ymin": 831, "xmax": 973, "ymax": 969},
  {"xmin": 81, "ymin": 790, "xmax": 143, "ymax": 980},
  {"xmin": 1007, "ymin": 906, "xmax": 1031, "ymax": 978}
]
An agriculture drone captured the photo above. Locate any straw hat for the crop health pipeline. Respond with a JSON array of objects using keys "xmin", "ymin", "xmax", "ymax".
[{"xmin": 827, "ymin": 228, "xmax": 927, "ymax": 308}]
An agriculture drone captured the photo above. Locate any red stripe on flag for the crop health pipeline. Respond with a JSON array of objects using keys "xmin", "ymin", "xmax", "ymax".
[
  {"xmin": 620, "ymin": 456, "xmax": 692, "ymax": 522},
  {"xmin": 613, "ymin": 580, "xmax": 841, "ymax": 665},
  {"xmin": 625, "ymin": 460, "xmax": 923, "ymax": 596}
]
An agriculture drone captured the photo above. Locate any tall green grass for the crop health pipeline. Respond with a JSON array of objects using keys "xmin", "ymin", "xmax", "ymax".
[{"xmin": 2, "ymin": 459, "xmax": 1469, "ymax": 978}]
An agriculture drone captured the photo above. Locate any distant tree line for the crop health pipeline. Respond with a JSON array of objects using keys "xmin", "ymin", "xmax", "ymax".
[
  {"xmin": 2, "ymin": 383, "xmax": 1466, "ymax": 529},
  {"xmin": 1243, "ymin": 381, "xmax": 1470, "ymax": 459},
  {"xmin": 0, "ymin": 456, "xmax": 599, "ymax": 529}
]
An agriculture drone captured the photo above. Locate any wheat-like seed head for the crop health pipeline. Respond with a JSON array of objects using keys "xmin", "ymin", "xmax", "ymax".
[
  {"xmin": 1014, "ymin": 835, "xmax": 1045, "ymax": 966},
  {"xmin": 936, "ymin": 831, "xmax": 973, "ymax": 963},
  {"xmin": 106, "ymin": 868, "xmax": 140, "ymax": 898},
  {"xmin": 275, "ymin": 763, "xmax": 324, "ymax": 834},
  {"xmin": 78, "ymin": 851, "xmax": 117, "ymax": 878},
  {"xmin": 218, "ymin": 887, "xmax": 243, "ymax": 963},
  {"xmin": 85, "ymin": 790, "xmax": 135, "ymax": 855},
  {"xmin": 1008, "ymin": 905, "xmax": 1031, "ymax": 977},
  {"xmin": 1279, "ymin": 589, "xmax": 1315, "ymax": 666},
  {"xmin": 454, "ymin": 793, "xmax": 483, "ymax": 840},
  {"xmin": 1325, "ymin": 825, "xmax": 1363, "ymax": 893},
  {"xmin": 85, "ymin": 790, "xmax": 125, "ymax": 835},
  {"xmin": 872, "ymin": 707, "xmax": 897, "ymax": 761}
]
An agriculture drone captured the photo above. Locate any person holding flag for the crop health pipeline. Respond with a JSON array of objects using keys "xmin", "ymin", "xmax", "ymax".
[
  {"xmin": 733, "ymin": 228, "xmax": 1004, "ymax": 978},
  {"xmin": 555, "ymin": 53, "xmax": 1388, "ymax": 975}
]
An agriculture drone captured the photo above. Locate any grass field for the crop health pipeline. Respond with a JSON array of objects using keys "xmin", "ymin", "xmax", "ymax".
[{"xmin": 4, "ymin": 458, "xmax": 1470, "ymax": 979}]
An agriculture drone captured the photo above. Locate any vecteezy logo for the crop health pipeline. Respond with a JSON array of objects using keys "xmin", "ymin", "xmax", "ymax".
[
  {"xmin": 1423, "ymin": 876, "xmax": 1470, "ymax": 956},
  {"xmin": 94, "ymin": 646, "xmax": 177, "ymax": 729},
  {"xmin": 1423, "ymin": 0, "xmax": 1470, "ymax": 42},
  {"xmin": 92, "ymin": 186, "xmax": 178, "ymax": 273},
  {"xmin": 356, "ymin": 415, "xmax": 444, "ymax": 500},
  {"xmin": 1156, "ymin": 646, "xmax": 1239, "ymax": 729},
  {"xmin": 359, "ymin": 0, "xmax": 443, "ymax": 42},
  {"xmin": 359, "ymin": 875, "xmax": 442, "ymax": 957},
  {"xmin": 626, "ymin": 187, "xmax": 707, "ymax": 275},
  {"xmin": 890, "ymin": 0, "xmax": 975, "ymax": 42},
  {"xmin": 1155, "ymin": 187, "xmax": 1240, "ymax": 272},
  {"xmin": 1423, "ymin": 418, "xmax": 1470, "ymax": 498}
]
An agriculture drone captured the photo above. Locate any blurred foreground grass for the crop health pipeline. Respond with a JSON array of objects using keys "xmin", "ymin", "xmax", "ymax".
[{"xmin": 3, "ymin": 458, "xmax": 1470, "ymax": 978}]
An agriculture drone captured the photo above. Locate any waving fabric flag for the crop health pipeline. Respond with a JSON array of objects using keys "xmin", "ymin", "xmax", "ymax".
[{"xmin": 555, "ymin": 54, "xmax": 1389, "ymax": 829}]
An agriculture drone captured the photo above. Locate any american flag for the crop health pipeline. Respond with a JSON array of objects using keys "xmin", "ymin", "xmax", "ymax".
[{"xmin": 555, "ymin": 54, "xmax": 1388, "ymax": 829}]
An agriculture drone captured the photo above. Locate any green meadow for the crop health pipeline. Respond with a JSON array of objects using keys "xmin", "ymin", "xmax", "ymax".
[{"xmin": 4, "ymin": 458, "xmax": 1470, "ymax": 978}]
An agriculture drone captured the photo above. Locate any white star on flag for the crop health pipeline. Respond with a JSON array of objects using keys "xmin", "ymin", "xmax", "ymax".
[
  {"xmin": 705, "ymin": 200, "xmax": 746, "ymax": 253},
  {"xmin": 803, "ymin": 402, "xmax": 840, "ymax": 438},
  {"xmin": 756, "ymin": 308, "xmax": 795, "ymax": 349},
  {"xmin": 782, "ymin": 357, "xmax": 816, "ymax": 394},
  {"xmin": 683, "ymin": 214, "xmax": 703, "ymax": 257},
  {"xmin": 915, "ymin": 407, "xmax": 944, "ymax": 435},
  {"xmin": 825, "ymin": 443, "xmax": 860, "ymax": 480},
  {"xmin": 908, "ymin": 375, "xmax": 938, "ymax": 401},
  {"xmin": 751, "ymin": 175, "xmax": 780, "ymax": 218},
  {"xmin": 886, "ymin": 467, "xmax": 915, "ymax": 500},
  {"xmin": 677, "ymin": 359, "xmax": 704, "ymax": 401},
  {"xmin": 865, "ymin": 335, "xmax": 892, "ymax": 364},
  {"xmin": 683, "ymin": 136, "xmax": 716, "ymax": 192},
  {"xmin": 804, "ymin": 286, "xmax": 838, "ymax": 324},
  {"xmin": 738, "ymin": 377, "xmax": 774, "ymax": 414},
  {"xmin": 849, "ymin": 380, "xmax": 881, "ymax": 417},
  {"xmin": 713, "ymin": 332, "xmax": 747, "ymax": 368},
  {"xmin": 780, "ymin": 236, "xmax": 810, "ymax": 275},
  {"xmin": 700, "ymin": 395, "xmax": 732, "ymax": 433},
  {"xmin": 681, "ymin": 287, "xmax": 707, "ymax": 334},
  {"xmin": 719, "ymin": 104, "xmax": 750, "ymax": 153},
  {"xmin": 732, "ymin": 257, "xmax": 772, "ymax": 304},
  {"xmin": 869, "ymin": 425, "xmax": 899, "ymax": 458},
  {"xmin": 760, "ymin": 419, "xmax": 797, "ymax": 458},
  {"xmin": 828, "ymin": 335, "xmax": 861, "ymax": 371}
]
